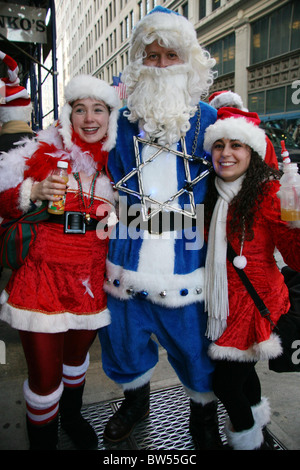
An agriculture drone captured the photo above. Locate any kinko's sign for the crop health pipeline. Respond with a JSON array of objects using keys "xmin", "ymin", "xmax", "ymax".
[{"xmin": 0, "ymin": 3, "xmax": 47, "ymax": 44}]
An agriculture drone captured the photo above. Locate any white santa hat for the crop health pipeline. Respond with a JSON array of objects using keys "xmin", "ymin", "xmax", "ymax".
[
  {"xmin": 204, "ymin": 107, "xmax": 267, "ymax": 159},
  {"xmin": 209, "ymin": 90, "xmax": 248, "ymax": 111},
  {"xmin": 0, "ymin": 50, "xmax": 32, "ymax": 123},
  {"xmin": 58, "ymin": 74, "xmax": 120, "ymax": 151}
]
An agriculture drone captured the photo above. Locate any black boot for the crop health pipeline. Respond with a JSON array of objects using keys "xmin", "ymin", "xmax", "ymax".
[
  {"xmin": 26, "ymin": 415, "xmax": 58, "ymax": 450},
  {"xmin": 189, "ymin": 400, "xmax": 224, "ymax": 450},
  {"xmin": 103, "ymin": 382, "xmax": 150, "ymax": 443},
  {"xmin": 59, "ymin": 382, "xmax": 98, "ymax": 450}
]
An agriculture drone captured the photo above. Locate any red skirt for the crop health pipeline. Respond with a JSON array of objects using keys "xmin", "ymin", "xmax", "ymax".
[{"xmin": 0, "ymin": 222, "xmax": 110, "ymax": 332}]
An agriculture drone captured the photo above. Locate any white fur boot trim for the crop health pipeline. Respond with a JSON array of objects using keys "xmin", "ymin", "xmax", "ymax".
[
  {"xmin": 63, "ymin": 353, "xmax": 90, "ymax": 378},
  {"xmin": 225, "ymin": 419, "xmax": 264, "ymax": 450},
  {"xmin": 121, "ymin": 367, "xmax": 155, "ymax": 391},
  {"xmin": 183, "ymin": 386, "xmax": 217, "ymax": 405},
  {"xmin": 251, "ymin": 397, "xmax": 271, "ymax": 428},
  {"xmin": 62, "ymin": 353, "xmax": 90, "ymax": 387},
  {"xmin": 23, "ymin": 379, "xmax": 64, "ymax": 410}
]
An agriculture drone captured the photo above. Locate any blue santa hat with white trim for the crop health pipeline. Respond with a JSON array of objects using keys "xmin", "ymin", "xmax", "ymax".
[{"xmin": 129, "ymin": 6, "xmax": 202, "ymax": 63}]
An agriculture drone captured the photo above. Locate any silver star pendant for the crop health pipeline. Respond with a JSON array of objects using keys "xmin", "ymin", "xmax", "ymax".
[{"xmin": 114, "ymin": 136, "xmax": 212, "ymax": 222}]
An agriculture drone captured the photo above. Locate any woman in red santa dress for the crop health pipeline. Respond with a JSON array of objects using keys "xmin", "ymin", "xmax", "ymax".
[
  {"xmin": 203, "ymin": 107, "xmax": 300, "ymax": 450},
  {"xmin": 0, "ymin": 75, "xmax": 119, "ymax": 450}
]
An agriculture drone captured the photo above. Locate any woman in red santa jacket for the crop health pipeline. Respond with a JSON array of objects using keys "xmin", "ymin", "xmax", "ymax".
[
  {"xmin": 0, "ymin": 75, "xmax": 119, "ymax": 450},
  {"xmin": 203, "ymin": 107, "xmax": 300, "ymax": 450}
]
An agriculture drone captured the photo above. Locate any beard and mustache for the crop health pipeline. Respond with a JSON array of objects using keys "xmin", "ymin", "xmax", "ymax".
[{"xmin": 123, "ymin": 63, "xmax": 198, "ymax": 146}]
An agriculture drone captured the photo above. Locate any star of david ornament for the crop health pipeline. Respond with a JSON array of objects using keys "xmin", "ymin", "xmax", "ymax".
[{"xmin": 114, "ymin": 136, "xmax": 212, "ymax": 222}]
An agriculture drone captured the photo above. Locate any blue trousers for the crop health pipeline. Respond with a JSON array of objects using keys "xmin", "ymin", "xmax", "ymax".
[{"xmin": 98, "ymin": 295, "xmax": 215, "ymax": 393}]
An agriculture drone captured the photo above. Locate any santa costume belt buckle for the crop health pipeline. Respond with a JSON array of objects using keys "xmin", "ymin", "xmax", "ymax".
[{"xmin": 64, "ymin": 211, "xmax": 86, "ymax": 234}]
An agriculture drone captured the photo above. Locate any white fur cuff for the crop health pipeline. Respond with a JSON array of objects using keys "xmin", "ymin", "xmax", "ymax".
[{"xmin": 23, "ymin": 379, "xmax": 64, "ymax": 409}]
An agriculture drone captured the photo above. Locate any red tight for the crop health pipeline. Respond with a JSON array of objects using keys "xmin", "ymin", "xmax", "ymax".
[{"xmin": 19, "ymin": 329, "xmax": 97, "ymax": 396}]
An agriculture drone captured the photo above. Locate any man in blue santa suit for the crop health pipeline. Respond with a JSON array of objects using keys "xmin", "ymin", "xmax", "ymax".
[{"xmin": 98, "ymin": 6, "xmax": 222, "ymax": 449}]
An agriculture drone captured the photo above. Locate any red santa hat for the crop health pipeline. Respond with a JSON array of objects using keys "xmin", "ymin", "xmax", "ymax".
[
  {"xmin": 0, "ymin": 50, "xmax": 32, "ymax": 123},
  {"xmin": 209, "ymin": 90, "xmax": 248, "ymax": 111},
  {"xmin": 58, "ymin": 74, "xmax": 120, "ymax": 151},
  {"xmin": 203, "ymin": 107, "xmax": 267, "ymax": 159}
]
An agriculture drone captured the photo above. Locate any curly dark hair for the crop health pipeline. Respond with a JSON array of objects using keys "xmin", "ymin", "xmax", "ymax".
[{"xmin": 204, "ymin": 150, "xmax": 281, "ymax": 243}]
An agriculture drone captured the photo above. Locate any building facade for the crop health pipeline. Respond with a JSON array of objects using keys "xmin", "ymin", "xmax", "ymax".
[{"xmin": 55, "ymin": 0, "xmax": 300, "ymax": 143}]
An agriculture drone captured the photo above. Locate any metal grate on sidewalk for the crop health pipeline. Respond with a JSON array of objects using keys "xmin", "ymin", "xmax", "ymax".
[{"xmin": 58, "ymin": 385, "xmax": 286, "ymax": 450}]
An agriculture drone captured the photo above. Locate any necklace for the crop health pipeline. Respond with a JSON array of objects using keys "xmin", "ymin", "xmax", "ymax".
[{"xmin": 73, "ymin": 171, "xmax": 99, "ymax": 224}]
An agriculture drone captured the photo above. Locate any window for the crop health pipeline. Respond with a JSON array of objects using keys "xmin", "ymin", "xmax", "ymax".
[
  {"xmin": 248, "ymin": 91, "xmax": 265, "ymax": 115},
  {"xmin": 251, "ymin": 1, "xmax": 300, "ymax": 65},
  {"xmin": 145, "ymin": 0, "xmax": 150, "ymax": 15},
  {"xmin": 120, "ymin": 21, "xmax": 124, "ymax": 43},
  {"xmin": 291, "ymin": 1, "xmax": 300, "ymax": 50},
  {"xmin": 182, "ymin": 2, "xmax": 188, "ymax": 19},
  {"xmin": 212, "ymin": 0, "xmax": 220, "ymax": 11},
  {"xmin": 266, "ymin": 87, "xmax": 285, "ymax": 114},
  {"xmin": 125, "ymin": 16, "xmax": 129, "ymax": 38},
  {"xmin": 138, "ymin": 1, "xmax": 143, "ymax": 20},
  {"xmin": 199, "ymin": 0, "xmax": 206, "ymax": 20},
  {"xmin": 207, "ymin": 33, "xmax": 235, "ymax": 77},
  {"xmin": 248, "ymin": 83, "xmax": 299, "ymax": 115}
]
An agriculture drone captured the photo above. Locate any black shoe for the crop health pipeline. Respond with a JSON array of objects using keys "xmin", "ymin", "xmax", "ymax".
[
  {"xmin": 60, "ymin": 383, "xmax": 98, "ymax": 450},
  {"xmin": 189, "ymin": 400, "xmax": 224, "ymax": 450},
  {"xmin": 103, "ymin": 382, "xmax": 150, "ymax": 443}
]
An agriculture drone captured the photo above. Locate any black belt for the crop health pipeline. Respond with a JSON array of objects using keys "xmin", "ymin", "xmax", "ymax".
[
  {"xmin": 48, "ymin": 211, "xmax": 99, "ymax": 234},
  {"xmin": 120, "ymin": 209, "xmax": 197, "ymax": 235}
]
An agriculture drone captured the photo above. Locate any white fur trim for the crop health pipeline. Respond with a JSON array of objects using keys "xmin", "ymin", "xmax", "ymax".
[
  {"xmin": 208, "ymin": 333, "xmax": 282, "ymax": 362},
  {"xmin": 23, "ymin": 379, "xmax": 64, "ymax": 409},
  {"xmin": 63, "ymin": 353, "xmax": 90, "ymax": 377},
  {"xmin": 121, "ymin": 367, "xmax": 155, "ymax": 391},
  {"xmin": 58, "ymin": 102, "xmax": 73, "ymax": 149},
  {"xmin": 251, "ymin": 397, "xmax": 271, "ymax": 428},
  {"xmin": 105, "ymin": 259, "xmax": 205, "ymax": 307},
  {"xmin": 183, "ymin": 386, "xmax": 216, "ymax": 405},
  {"xmin": 253, "ymin": 333, "xmax": 282, "ymax": 360},
  {"xmin": 210, "ymin": 91, "xmax": 247, "ymax": 111},
  {"xmin": 18, "ymin": 177, "xmax": 36, "ymax": 212},
  {"xmin": 203, "ymin": 116, "xmax": 267, "ymax": 159},
  {"xmin": 288, "ymin": 220, "xmax": 300, "ymax": 229},
  {"xmin": 0, "ymin": 289, "xmax": 111, "ymax": 332},
  {"xmin": 225, "ymin": 419, "xmax": 264, "ymax": 450},
  {"xmin": 0, "ymin": 104, "xmax": 32, "ymax": 123},
  {"xmin": 59, "ymin": 75, "xmax": 120, "ymax": 151},
  {"xmin": 0, "ymin": 137, "xmax": 39, "ymax": 192}
]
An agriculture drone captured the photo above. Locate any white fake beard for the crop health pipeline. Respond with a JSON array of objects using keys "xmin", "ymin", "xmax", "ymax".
[{"xmin": 125, "ymin": 64, "xmax": 197, "ymax": 146}]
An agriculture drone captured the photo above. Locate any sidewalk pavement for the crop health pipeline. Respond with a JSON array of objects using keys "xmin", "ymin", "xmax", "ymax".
[{"xmin": 0, "ymin": 267, "xmax": 299, "ymax": 451}]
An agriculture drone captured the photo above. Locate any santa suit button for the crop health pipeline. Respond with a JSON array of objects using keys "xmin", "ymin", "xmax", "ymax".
[{"xmin": 138, "ymin": 290, "xmax": 148, "ymax": 299}]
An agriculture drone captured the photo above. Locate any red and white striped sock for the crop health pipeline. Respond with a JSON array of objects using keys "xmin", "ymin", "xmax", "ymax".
[
  {"xmin": 62, "ymin": 353, "xmax": 89, "ymax": 388},
  {"xmin": 23, "ymin": 380, "xmax": 63, "ymax": 425}
]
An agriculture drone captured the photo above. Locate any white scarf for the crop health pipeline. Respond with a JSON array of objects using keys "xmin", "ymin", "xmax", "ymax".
[{"xmin": 205, "ymin": 175, "xmax": 245, "ymax": 341}]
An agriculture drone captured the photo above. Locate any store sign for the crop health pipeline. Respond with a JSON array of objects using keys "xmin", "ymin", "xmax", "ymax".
[{"xmin": 0, "ymin": 3, "xmax": 47, "ymax": 44}]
